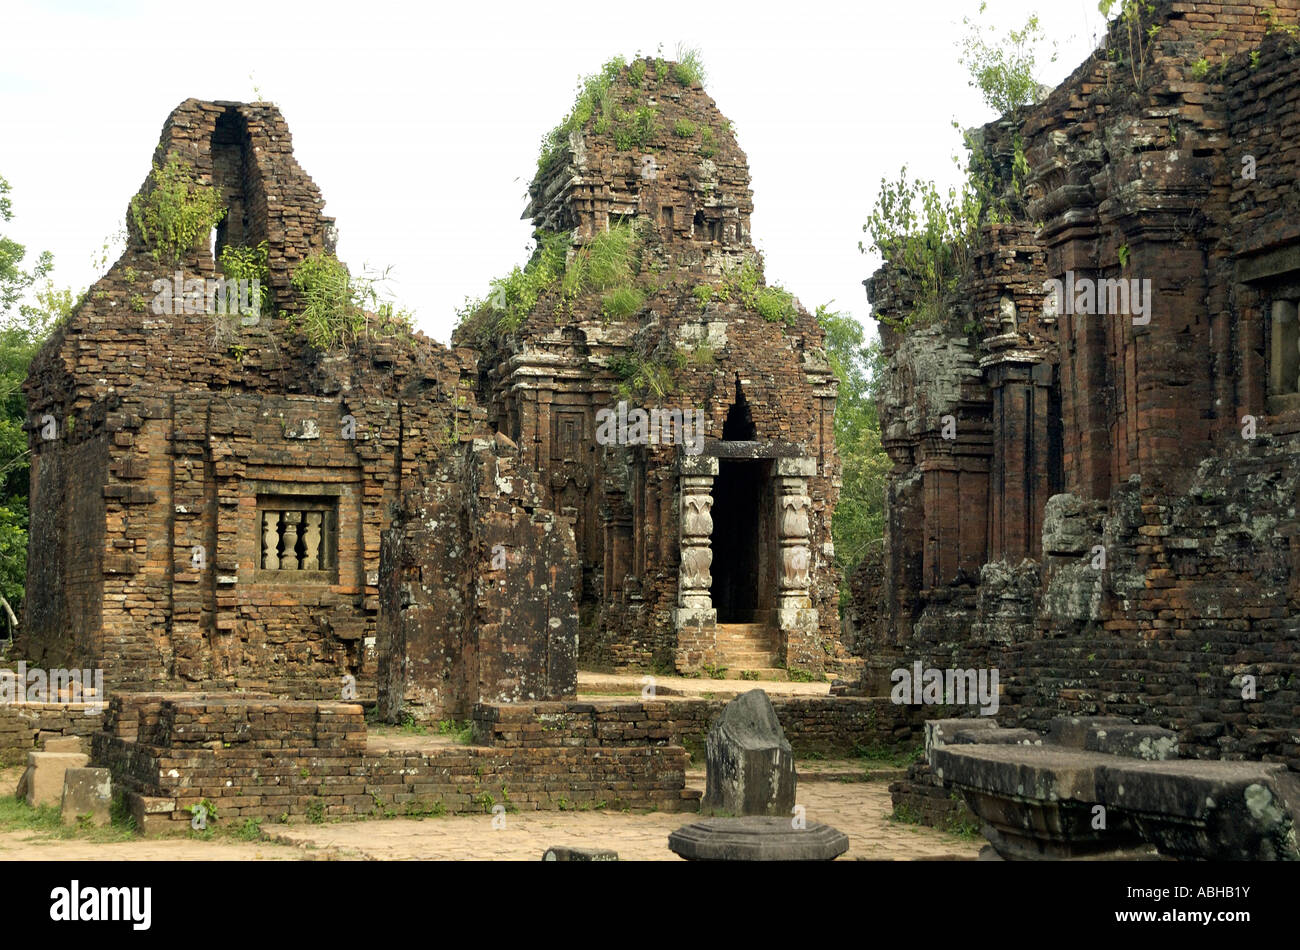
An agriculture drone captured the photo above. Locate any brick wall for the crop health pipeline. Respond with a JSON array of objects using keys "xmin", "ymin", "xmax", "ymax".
[
  {"xmin": 92, "ymin": 693, "xmax": 695, "ymax": 833},
  {"xmin": 472, "ymin": 695, "xmax": 932, "ymax": 758},
  {"xmin": 0, "ymin": 703, "xmax": 105, "ymax": 765}
]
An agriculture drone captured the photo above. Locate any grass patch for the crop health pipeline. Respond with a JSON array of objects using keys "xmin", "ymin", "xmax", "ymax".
[
  {"xmin": 673, "ymin": 118, "xmax": 698, "ymax": 138},
  {"xmin": 852, "ymin": 742, "xmax": 924, "ymax": 769},
  {"xmin": 785, "ymin": 667, "xmax": 822, "ymax": 683},
  {"xmin": 673, "ymin": 45, "xmax": 707, "ymax": 86},
  {"xmin": 436, "ymin": 719, "xmax": 473, "ymax": 744},
  {"xmin": 0, "ymin": 792, "xmax": 138, "ymax": 843},
  {"xmin": 601, "ymin": 286, "xmax": 645, "ymax": 320},
  {"xmin": 290, "ymin": 252, "xmax": 412, "ymax": 352}
]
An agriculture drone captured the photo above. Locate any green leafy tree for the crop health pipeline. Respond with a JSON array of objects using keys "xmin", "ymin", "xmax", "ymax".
[
  {"xmin": 816, "ymin": 305, "xmax": 891, "ymax": 592},
  {"xmin": 0, "ymin": 176, "xmax": 70, "ymax": 635}
]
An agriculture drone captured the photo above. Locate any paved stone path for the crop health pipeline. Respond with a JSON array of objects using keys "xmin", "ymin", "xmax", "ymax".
[
  {"xmin": 264, "ymin": 782, "xmax": 979, "ymax": 861},
  {"xmin": 577, "ymin": 671, "xmax": 831, "ymax": 699}
]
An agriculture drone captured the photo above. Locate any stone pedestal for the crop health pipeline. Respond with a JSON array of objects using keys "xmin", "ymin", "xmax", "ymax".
[{"xmin": 669, "ymin": 817, "xmax": 849, "ymax": 861}]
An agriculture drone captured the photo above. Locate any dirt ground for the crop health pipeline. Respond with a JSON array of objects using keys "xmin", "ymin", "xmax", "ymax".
[{"xmin": 0, "ymin": 764, "xmax": 979, "ymax": 861}]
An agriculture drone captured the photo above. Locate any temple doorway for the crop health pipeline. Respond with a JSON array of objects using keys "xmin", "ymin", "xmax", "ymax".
[{"xmin": 711, "ymin": 459, "xmax": 765, "ymax": 622}]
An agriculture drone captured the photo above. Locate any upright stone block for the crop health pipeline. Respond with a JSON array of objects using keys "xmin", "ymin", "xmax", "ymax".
[
  {"xmin": 701, "ymin": 689, "xmax": 796, "ymax": 817},
  {"xmin": 23, "ymin": 751, "xmax": 91, "ymax": 808},
  {"xmin": 61, "ymin": 767, "xmax": 112, "ymax": 827}
]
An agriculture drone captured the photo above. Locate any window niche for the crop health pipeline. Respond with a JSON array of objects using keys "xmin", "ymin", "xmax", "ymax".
[
  {"xmin": 1269, "ymin": 298, "xmax": 1300, "ymax": 403},
  {"xmin": 257, "ymin": 497, "xmax": 338, "ymax": 582}
]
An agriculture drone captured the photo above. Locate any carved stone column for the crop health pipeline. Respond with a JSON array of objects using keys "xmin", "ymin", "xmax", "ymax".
[
  {"xmin": 674, "ymin": 454, "xmax": 718, "ymax": 672},
  {"xmin": 775, "ymin": 457, "xmax": 819, "ymax": 672}
]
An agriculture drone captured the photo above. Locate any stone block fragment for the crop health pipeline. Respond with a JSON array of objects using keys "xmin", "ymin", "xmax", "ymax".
[
  {"xmin": 701, "ymin": 689, "xmax": 796, "ymax": 817},
  {"xmin": 61, "ymin": 767, "xmax": 112, "ymax": 826},
  {"xmin": 23, "ymin": 751, "xmax": 91, "ymax": 808}
]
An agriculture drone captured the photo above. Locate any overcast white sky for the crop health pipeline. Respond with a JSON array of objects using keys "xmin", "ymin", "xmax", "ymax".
[{"xmin": 1, "ymin": 0, "xmax": 1110, "ymax": 345}]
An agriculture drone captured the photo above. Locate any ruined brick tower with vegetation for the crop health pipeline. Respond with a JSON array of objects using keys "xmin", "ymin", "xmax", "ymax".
[
  {"xmin": 452, "ymin": 53, "xmax": 846, "ymax": 680},
  {"xmin": 858, "ymin": 0, "xmax": 1300, "ymax": 770}
]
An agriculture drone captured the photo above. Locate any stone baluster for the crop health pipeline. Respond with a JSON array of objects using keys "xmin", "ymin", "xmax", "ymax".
[
  {"xmin": 302, "ymin": 511, "xmax": 322, "ymax": 570},
  {"xmin": 281, "ymin": 511, "xmax": 302, "ymax": 570},
  {"xmin": 263, "ymin": 511, "xmax": 280, "ymax": 570}
]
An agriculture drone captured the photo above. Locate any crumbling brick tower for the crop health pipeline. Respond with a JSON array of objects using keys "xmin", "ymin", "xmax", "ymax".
[
  {"xmin": 19, "ymin": 99, "xmax": 576, "ymax": 711},
  {"xmin": 861, "ymin": 0, "xmax": 1300, "ymax": 769},
  {"xmin": 454, "ymin": 58, "xmax": 843, "ymax": 677}
]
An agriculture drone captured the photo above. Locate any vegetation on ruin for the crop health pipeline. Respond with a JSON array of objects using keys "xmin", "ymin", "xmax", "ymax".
[
  {"xmin": 218, "ymin": 239, "xmax": 272, "ymax": 318},
  {"xmin": 959, "ymin": 3, "xmax": 1056, "ymax": 115},
  {"xmin": 289, "ymin": 252, "xmax": 413, "ymax": 352},
  {"xmin": 608, "ymin": 349, "xmax": 686, "ymax": 401},
  {"xmin": 1264, "ymin": 6, "xmax": 1300, "ymax": 37},
  {"xmin": 537, "ymin": 56, "xmax": 627, "ymax": 175},
  {"xmin": 1100, "ymin": 0, "xmax": 1159, "ymax": 89},
  {"xmin": 535, "ymin": 47, "xmax": 710, "ymax": 175},
  {"xmin": 672, "ymin": 46, "xmax": 707, "ymax": 86},
  {"xmin": 601, "ymin": 285, "xmax": 646, "ymax": 320},
  {"xmin": 816, "ymin": 304, "xmax": 890, "ymax": 595},
  {"xmin": 694, "ymin": 261, "xmax": 798, "ymax": 326},
  {"xmin": 129, "ymin": 152, "xmax": 225, "ymax": 264},
  {"xmin": 865, "ymin": 8, "xmax": 1053, "ymax": 331},
  {"xmin": 863, "ymin": 167, "xmax": 981, "ymax": 329},
  {"xmin": 457, "ymin": 219, "xmax": 652, "ymax": 342}
]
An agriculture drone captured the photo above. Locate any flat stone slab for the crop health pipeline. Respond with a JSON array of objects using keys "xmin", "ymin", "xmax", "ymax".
[
  {"xmin": 43, "ymin": 736, "xmax": 85, "ymax": 753},
  {"xmin": 1047, "ymin": 717, "xmax": 1178, "ymax": 760},
  {"xmin": 668, "ymin": 817, "xmax": 849, "ymax": 861},
  {"xmin": 542, "ymin": 846, "xmax": 618, "ymax": 861},
  {"xmin": 933, "ymin": 743, "xmax": 1300, "ymax": 860}
]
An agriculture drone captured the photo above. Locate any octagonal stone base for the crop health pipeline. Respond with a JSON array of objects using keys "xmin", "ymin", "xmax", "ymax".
[{"xmin": 668, "ymin": 817, "xmax": 849, "ymax": 861}]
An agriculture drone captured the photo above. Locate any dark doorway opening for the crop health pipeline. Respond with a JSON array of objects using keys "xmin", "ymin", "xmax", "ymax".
[
  {"xmin": 723, "ymin": 379, "xmax": 756, "ymax": 441},
  {"xmin": 711, "ymin": 460, "xmax": 764, "ymax": 622}
]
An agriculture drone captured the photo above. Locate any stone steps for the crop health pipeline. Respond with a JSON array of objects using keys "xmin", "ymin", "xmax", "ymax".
[{"xmin": 713, "ymin": 622, "xmax": 781, "ymax": 674}]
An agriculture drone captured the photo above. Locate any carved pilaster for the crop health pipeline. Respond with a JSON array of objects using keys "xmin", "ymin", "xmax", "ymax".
[
  {"xmin": 674, "ymin": 455, "xmax": 718, "ymax": 671},
  {"xmin": 774, "ymin": 457, "xmax": 819, "ymax": 669}
]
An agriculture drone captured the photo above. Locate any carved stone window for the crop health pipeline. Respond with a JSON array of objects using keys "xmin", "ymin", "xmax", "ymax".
[{"xmin": 258, "ymin": 498, "xmax": 337, "ymax": 579}]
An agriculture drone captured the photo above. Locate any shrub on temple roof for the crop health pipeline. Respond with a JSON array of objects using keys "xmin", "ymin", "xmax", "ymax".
[
  {"xmin": 537, "ymin": 57, "xmax": 626, "ymax": 175},
  {"xmin": 862, "ymin": 165, "xmax": 980, "ymax": 329},
  {"xmin": 290, "ymin": 252, "xmax": 412, "ymax": 352},
  {"xmin": 129, "ymin": 152, "xmax": 225, "ymax": 264},
  {"xmin": 672, "ymin": 46, "xmax": 707, "ymax": 86}
]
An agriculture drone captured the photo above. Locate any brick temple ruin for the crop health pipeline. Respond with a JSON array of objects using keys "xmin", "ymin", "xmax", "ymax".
[
  {"xmin": 858, "ymin": 0, "xmax": 1300, "ymax": 774},
  {"xmin": 450, "ymin": 66, "xmax": 842, "ymax": 679},
  {"xmin": 17, "ymin": 99, "xmax": 576, "ymax": 719},
  {"xmin": 14, "ymin": 59, "xmax": 844, "ymax": 726}
]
